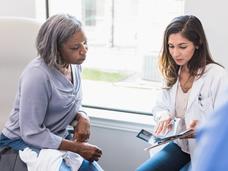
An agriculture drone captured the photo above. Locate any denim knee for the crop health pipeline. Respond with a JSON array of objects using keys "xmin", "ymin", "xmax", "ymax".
[{"xmin": 78, "ymin": 160, "xmax": 103, "ymax": 171}]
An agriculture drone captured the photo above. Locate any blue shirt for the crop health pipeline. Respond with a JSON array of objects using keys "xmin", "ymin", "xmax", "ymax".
[{"xmin": 191, "ymin": 99, "xmax": 228, "ymax": 171}]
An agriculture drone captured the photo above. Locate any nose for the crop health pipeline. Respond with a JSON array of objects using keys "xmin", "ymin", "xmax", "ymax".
[
  {"xmin": 172, "ymin": 48, "xmax": 180, "ymax": 58},
  {"xmin": 80, "ymin": 44, "xmax": 88, "ymax": 55}
]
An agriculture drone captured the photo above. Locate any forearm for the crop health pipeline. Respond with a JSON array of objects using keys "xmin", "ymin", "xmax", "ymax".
[
  {"xmin": 73, "ymin": 111, "xmax": 91, "ymax": 142},
  {"xmin": 70, "ymin": 111, "xmax": 88, "ymax": 129},
  {"xmin": 58, "ymin": 138, "xmax": 103, "ymax": 162},
  {"xmin": 59, "ymin": 139, "xmax": 80, "ymax": 153}
]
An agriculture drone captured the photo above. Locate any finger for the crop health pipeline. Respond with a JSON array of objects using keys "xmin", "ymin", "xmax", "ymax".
[
  {"xmin": 157, "ymin": 121, "xmax": 165, "ymax": 135},
  {"xmin": 96, "ymin": 149, "xmax": 102, "ymax": 155},
  {"xmin": 94, "ymin": 153, "xmax": 102, "ymax": 158},
  {"xmin": 160, "ymin": 121, "xmax": 168, "ymax": 134},
  {"xmin": 160, "ymin": 119, "xmax": 172, "ymax": 135},
  {"xmin": 91, "ymin": 157, "xmax": 98, "ymax": 162},
  {"xmin": 88, "ymin": 158, "xmax": 95, "ymax": 162},
  {"xmin": 189, "ymin": 120, "xmax": 198, "ymax": 129},
  {"xmin": 154, "ymin": 122, "xmax": 162, "ymax": 135},
  {"xmin": 93, "ymin": 154, "xmax": 102, "ymax": 161},
  {"xmin": 167, "ymin": 123, "xmax": 173, "ymax": 131},
  {"xmin": 89, "ymin": 155, "xmax": 100, "ymax": 162},
  {"xmin": 93, "ymin": 156, "xmax": 100, "ymax": 161}
]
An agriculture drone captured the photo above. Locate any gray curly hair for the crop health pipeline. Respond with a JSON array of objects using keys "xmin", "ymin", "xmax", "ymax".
[{"xmin": 36, "ymin": 14, "xmax": 82, "ymax": 67}]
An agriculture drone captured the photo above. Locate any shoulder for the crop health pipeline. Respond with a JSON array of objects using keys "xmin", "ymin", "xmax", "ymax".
[
  {"xmin": 19, "ymin": 58, "xmax": 52, "ymax": 96},
  {"xmin": 204, "ymin": 63, "xmax": 227, "ymax": 78},
  {"xmin": 205, "ymin": 63, "xmax": 225, "ymax": 73},
  {"xmin": 20, "ymin": 57, "xmax": 50, "ymax": 84},
  {"xmin": 200, "ymin": 63, "xmax": 228, "ymax": 90}
]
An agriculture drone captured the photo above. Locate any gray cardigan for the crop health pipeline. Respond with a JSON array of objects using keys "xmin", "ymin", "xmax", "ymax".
[{"xmin": 2, "ymin": 57, "xmax": 82, "ymax": 149}]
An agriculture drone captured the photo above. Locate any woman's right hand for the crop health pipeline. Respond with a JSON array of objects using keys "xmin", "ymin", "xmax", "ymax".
[
  {"xmin": 75, "ymin": 142, "xmax": 102, "ymax": 162},
  {"xmin": 154, "ymin": 115, "xmax": 173, "ymax": 136},
  {"xmin": 59, "ymin": 139, "xmax": 102, "ymax": 162}
]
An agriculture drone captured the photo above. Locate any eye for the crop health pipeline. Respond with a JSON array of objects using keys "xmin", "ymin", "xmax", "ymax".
[
  {"xmin": 179, "ymin": 46, "xmax": 187, "ymax": 49},
  {"xmin": 71, "ymin": 45, "xmax": 80, "ymax": 50},
  {"xmin": 168, "ymin": 44, "xmax": 174, "ymax": 49}
]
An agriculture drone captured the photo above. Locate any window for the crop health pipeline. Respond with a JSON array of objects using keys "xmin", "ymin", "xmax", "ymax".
[{"xmin": 47, "ymin": 0, "xmax": 184, "ymax": 114}]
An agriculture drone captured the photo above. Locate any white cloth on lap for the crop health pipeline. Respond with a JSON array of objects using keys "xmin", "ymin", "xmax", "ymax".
[{"xmin": 19, "ymin": 148, "xmax": 83, "ymax": 171}]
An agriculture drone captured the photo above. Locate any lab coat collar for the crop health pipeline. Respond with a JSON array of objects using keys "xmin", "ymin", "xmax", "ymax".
[
  {"xmin": 186, "ymin": 67, "xmax": 206, "ymax": 110},
  {"xmin": 170, "ymin": 67, "xmax": 205, "ymax": 113}
]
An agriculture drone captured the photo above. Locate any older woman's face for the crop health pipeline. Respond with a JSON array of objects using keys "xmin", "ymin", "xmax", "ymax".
[
  {"xmin": 168, "ymin": 32, "xmax": 197, "ymax": 68},
  {"xmin": 60, "ymin": 30, "xmax": 88, "ymax": 65}
]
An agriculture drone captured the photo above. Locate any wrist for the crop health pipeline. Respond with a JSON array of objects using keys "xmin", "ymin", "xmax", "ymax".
[
  {"xmin": 71, "ymin": 111, "xmax": 90, "ymax": 128},
  {"xmin": 76, "ymin": 111, "xmax": 88, "ymax": 120},
  {"xmin": 154, "ymin": 112, "xmax": 172, "ymax": 122},
  {"xmin": 59, "ymin": 139, "xmax": 81, "ymax": 154}
]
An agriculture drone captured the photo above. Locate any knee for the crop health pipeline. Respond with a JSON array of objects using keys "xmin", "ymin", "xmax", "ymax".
[
  {"xmin": 136, "ymin": 162, "xmax": 157, "ymax": 171},
  {"xmin": 79, "ymin": 160, "xmax": 103, "ymax": 171}
]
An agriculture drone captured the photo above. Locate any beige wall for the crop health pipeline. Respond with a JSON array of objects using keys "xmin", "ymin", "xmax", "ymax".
[
  {"xmin": 0, "ymin": 0, "xmax": 36, "ymax": 18},
  {"xmin": 185, "ymin": 0, "xmax": 228, "ymax": 69}
]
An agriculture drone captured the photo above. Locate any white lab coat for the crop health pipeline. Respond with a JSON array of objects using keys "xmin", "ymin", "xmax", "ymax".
[{"xmin": 152, "ymin": 63, "xmax": 228, "ymax": 156}]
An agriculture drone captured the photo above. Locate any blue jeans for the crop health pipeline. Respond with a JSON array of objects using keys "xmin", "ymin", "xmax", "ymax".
[
  {"xmin": 136, "ymin": 142, "xmax": 191, "ymax": 171},
  {"xmin": 59, "ymin": 159, "xmax": 104, "ymax": 171},
  {"xmin": 0, "ymin": 133, "xmax": 103, "ymax": 171}
]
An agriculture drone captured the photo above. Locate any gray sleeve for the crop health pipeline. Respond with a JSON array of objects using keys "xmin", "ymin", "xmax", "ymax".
[{"xmin": 19, "ymin": 67, "xmax": 62, "ymax": 149}]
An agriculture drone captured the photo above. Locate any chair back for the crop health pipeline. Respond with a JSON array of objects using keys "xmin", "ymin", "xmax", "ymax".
[{"xmin": 0, "ymin": 17, "xmax": 41, "ymax": 130}]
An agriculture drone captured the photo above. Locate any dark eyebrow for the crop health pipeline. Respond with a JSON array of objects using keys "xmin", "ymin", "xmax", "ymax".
[
  {"xmin": 178, "ymin": 43, "xmax": 188, "ymax": 45},
  {"xmin": 168, "ymin": 42, "xmax": 189, "ymax": 46}
]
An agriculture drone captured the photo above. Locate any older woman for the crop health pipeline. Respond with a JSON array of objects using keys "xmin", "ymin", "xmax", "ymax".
[{"xmin": 0, "ymin": 14, "xmax": 103, "ymax": 171}]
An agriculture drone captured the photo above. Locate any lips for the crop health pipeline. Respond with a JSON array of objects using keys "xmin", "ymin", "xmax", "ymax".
[
  {"xmin": 81, "ymin": 56, "xmax": 86, "ymax": 61},
  {"xmin": 174, "ymin": 59, "xmax": 185, "ymax": 64},
  {"xmin": 79, "ymin": 57, "xmax": 86, "ymax": 63},
  {"xmin": 175, "ymin": 59, "xmax": 183, "ymax": 61}
]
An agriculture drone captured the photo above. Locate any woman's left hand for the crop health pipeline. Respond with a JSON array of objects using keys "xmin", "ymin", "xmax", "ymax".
[
  {"xmin": 73, "ymin": 112, "xmax": 91, "ymax": 142},
  {"xmin": 181, "ymin": 120, "xmax": 199, "ymax": 139}
]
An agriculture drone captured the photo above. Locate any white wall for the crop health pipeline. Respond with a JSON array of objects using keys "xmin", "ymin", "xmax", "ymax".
[
  {"xmin": 0, "ymin": 0, "xmax": 44, "ymax": 129},
  {"xmin": 87, "ymin": 110, "xmax": 154, "ymax": 171},
  {"xmin": 0, "ymin": 0, "xmax": 36, "ymax": 18},
  {"xmin": 0, "ymin": 0, "xmax": 46, "ymax": 21},
  {"xmin": 185, "ymin": 0, "xmax": 228, "ymax": 69},
  {"xmin": 90, "ymin": 125, "xmax": 150, "ymax": 171}
]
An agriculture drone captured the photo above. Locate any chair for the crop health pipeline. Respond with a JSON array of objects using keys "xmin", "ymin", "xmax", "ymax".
[
  {"xmin": 0, "ymin": 16, "xmax": 41, "ymax": 171},
  {"xmin": 0, "ymin": 17, "xmax": 41, "ymax": 130}
]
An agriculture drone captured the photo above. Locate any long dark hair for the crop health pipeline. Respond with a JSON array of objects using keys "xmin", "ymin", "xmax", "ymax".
[{"xmin": 159, "ymin": 15, "xmax": 220, "ymax": 87}]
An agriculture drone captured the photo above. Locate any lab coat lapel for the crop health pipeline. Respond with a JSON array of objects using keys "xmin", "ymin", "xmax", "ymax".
[
  {"xmin": 186, "ymin": 76, "xmax": 204, "ymax": 111},
  {"xmin": 170, "ymin": 80, "xmax": 178, "ymax": 116}
]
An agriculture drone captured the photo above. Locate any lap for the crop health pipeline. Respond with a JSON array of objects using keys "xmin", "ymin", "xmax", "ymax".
[
  {"xmin": 136, "ymin": 142, "xmax": 191, "ymax": 171},
  {"xmin": 60, "ymin": 160, "xmax": 103, "ymax": 171},
  {"xmin": 0, "ymin": 133, "xmax": 39, "ymax": 151},
  {"xmin": 78, "ymin": 160, "xmax": 103, "ymax": 171},
  {"xmin": 1, "ymin": 134, "xmax": 103, "ymax": 171}
]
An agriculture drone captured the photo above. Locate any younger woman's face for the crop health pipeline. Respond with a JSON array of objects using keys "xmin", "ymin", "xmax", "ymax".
[
  {"xmin": 168, "ymin": 32, "xmax": 197, "ymax": 68},
  {"xmin": 60, "ymin": 30, "xmax": 88, "ymax": 65}
]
